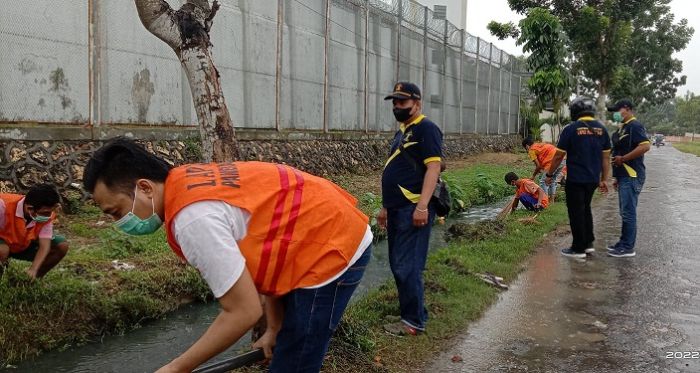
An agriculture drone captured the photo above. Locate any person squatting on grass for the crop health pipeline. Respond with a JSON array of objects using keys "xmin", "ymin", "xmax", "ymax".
[
  {"xmin": 377, "ymin": 82, "xmax": 444, "ymax": 337},
  {"xmin": 502, "ymin": 172, "xmax": 549, "ymax": 214},
  {"xmin": 83, "ymin": 138, "xmax": 373, "ymax": 373},
  {"xmin": 0, "ymin": 184, "xmax": 69, "ymax": 280},
  {"xmin": 545, "ymin": 97, "xmax": 612, "ymax": 259},
  {"xmin": 522, "ymin": 137, "xmax": 566, "ymax": 202}
]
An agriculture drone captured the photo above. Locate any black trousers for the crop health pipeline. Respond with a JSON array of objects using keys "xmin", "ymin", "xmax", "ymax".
[{"xmin": 565, "ymin": 182, "xmax": 598, "ymax": 252}]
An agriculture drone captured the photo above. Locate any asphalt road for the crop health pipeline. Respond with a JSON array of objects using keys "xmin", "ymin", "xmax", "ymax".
[{"xmin": 428, "ymin": 145, "xmax": 700, "ymax": 373}]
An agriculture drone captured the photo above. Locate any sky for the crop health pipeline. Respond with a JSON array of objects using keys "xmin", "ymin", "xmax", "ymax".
[{"xmin": 461, "ymin": 0, "xmax": 700, "ymax": 95}]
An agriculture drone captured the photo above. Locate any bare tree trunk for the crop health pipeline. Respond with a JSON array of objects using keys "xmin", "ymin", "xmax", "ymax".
[
  {"xmin": 596, "ymin": 82, "xmax": 608, "ymax": 122},
  {"xmin": 134, "ymin": 0, "xmax": 238, "ymax": 162}
]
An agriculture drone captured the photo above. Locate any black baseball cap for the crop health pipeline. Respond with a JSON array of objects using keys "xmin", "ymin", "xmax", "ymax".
[
  {"xmin": 384, "ymin": 82, "xmax": 422, "ymax": 101},
  {"xmin": 607, "ymin": 99, "xmax": 635, "ymax": 112}
]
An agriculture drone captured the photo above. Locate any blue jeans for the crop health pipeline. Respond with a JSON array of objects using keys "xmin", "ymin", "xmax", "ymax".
[
  {"xmin": 519, "ymin": 194, "xmax": 543, "ymax": 212},
  {"xmin": 386, "ymin": 203, "xmax": 435, "ymax": 330},
  {"xmin": 540, "ymin": 161, "xmax": 565, "ymax": 197},
  {"xmin": 269, "ymin": 246, "xmax": 371, "ymax": 373},
  {"xmin": 616, "ymin": 176, "xmax": 645, "ymax": 251}
]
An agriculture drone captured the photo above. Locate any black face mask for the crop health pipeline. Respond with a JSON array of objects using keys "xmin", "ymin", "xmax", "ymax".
[{"xmin": 393, "ymin": 107, "xmax": 413, "ymax": 123}]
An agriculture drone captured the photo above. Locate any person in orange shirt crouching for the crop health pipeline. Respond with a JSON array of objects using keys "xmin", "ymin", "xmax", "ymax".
[
  {"xmin": 1, "ymin": 184, "xmax": 68, "ymax": 280},
  {"xmin": 522, "ymin": 137, "xmax": 565, "ymax": 202},
  {"xmin": 503, "ymin": 172, "xmax": 549, "ymax": 214}
]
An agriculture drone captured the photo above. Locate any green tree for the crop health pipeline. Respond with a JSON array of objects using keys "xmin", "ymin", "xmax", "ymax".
[
  {"xmin": 673, "ymin": 93, "xmax": 700, "ymax": 137},
  {"xmin": 491, "ymin": 8, "xmax": 570, "ymax": 139},
  {"xmin": 609, "ymin": 1, "xmax": 694, "ymax": 106},
  {"xmin": 492, "ymin": 0, "xmax": 690, "ymax": 118},
  {"xmin": 636, "ymin": 100, "xmax": 677, "ymax": 133}
]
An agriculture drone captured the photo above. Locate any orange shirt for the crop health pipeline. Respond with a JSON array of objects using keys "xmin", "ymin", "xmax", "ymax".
[
  {"xmin": 0, "ymin": 194, "xmax": 55, "ymax": 253},
  {"xmin": 528, "ymin": 143, "xmax": 557, "ymax": 171},
  {"xmin": 515, "ymin": 179, "xmax": 549, "ymax": 208},
  {"xmin": 163, "ymin": 162, "xmax": 369, "ymax": 296}
]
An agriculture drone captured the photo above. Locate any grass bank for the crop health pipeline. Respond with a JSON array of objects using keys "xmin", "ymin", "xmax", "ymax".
[
  {"xmin": 0, "ymin": 207, "xmax": 211, "ymax": 365},
  {"xmin": 1, "ymin": 152, "xmax": 552, "ymax": 368},
  {"xmin": 672, "ymin": 141, "xmax": 700, "ymax": 156},
  {"xmin": 321, "ymin": 202, "xmax": 569, "ymax": 372}
]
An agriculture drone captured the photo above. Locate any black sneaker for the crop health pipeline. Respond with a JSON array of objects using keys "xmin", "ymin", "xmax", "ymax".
[
  {"xmin": 608, "ymin": 248, "xmax": 636, "ymax": 258},
  {"xmin": 561, "ymin": 248, "xmax": 586, "ymax": 259},
  {"xmin": 585, "ymin": 246, "xmax": 595, "ymax": 254}
]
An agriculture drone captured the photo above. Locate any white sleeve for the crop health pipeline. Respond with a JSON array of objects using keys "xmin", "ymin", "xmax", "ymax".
[{"xmin": 173, "ymin": 201, "xmax": 251, "ymax": 298}]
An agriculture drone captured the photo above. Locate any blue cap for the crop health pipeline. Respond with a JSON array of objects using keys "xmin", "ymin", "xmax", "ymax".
[{"xmin": 384, "ymin": 82, "xmax": 422, "ymax": 101}]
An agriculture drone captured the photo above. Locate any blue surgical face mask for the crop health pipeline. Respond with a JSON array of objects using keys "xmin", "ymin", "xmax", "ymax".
[
  {"xmin": 613, "ymin": 112, "xmax": 623, "ymax": 123},
  {"xmin": 114, "ymin": 188, "xmax": 162, "ymax": 236},
  {"xmin": 32, "ymin": 214, "xmax": 51, "ymax": 223}
]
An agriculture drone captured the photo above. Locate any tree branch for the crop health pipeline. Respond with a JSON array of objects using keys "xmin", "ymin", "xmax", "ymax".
[
  {"xmin": 134, "ymin": 0, "xmax": 181, "ymax": 49},
  {"xmin": 205, "ymin": 0, "xmax": 220, "ymax": 32}
]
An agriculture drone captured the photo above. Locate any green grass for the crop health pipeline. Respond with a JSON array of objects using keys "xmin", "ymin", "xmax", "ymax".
[
  {"xmin": 0, "ymin": 204, "xmax": 211, "ymax": 365},
  {"xmin": 321, "ymin": 201, "xmax": 569, "ymax": 372},
  {"xmin": 442, "ymin": 160, "xmax": 532, "ymax": 211},
  {"xmin": 672, "ymin": 141, "xmax": 700, "ymax": 156}
]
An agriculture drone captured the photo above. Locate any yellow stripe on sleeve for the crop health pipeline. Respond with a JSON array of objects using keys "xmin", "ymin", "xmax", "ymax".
[{"xmin": 423, "ymin": 157, "xmax": 441, "ymax": 165}]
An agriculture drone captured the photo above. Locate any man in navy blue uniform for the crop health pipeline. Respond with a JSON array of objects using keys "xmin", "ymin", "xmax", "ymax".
[
  {"xmin": 606, "ymin": 99, "xmax": 651, "ymax": 258},
  {"xmin": 377, "ymin": 82, "xmax": 443, "ymax": 336},
  {"xmin": 546, "ymin": 97, "xmax": 612, "ymax": 259}
]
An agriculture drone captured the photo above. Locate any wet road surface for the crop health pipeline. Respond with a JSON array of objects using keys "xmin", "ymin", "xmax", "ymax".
[{"xmin": 428, "ymin": 146, "xmax": 700, "ymax": 372}]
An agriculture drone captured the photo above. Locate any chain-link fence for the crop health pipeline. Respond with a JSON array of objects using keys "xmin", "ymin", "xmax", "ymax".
[{"xmin": 0, "ymin": 0, "xmax": 527, "ymax": 135}]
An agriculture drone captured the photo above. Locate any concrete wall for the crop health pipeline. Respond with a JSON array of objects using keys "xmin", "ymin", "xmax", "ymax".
[{"xmin": 0, "ymin": 0, "xmax": 524, "ymax": 135}]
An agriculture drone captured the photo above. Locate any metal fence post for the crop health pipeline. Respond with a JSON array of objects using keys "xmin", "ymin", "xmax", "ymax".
[
  {"xmin": 396, "ymin": 0, "xmax": 402, "ymax": 82},
  {"xmin": 422, "ymin": 6, "xmax": 428, "ymax": 93},
  {"xmin": 322, "ymin": 0, "xmax": 331, "ymax": 133},
  {"xmin": 474, "ymin": 37, "xmax": 479, "ymax": 133},
  {"xmin": 441, "ymin": 19, "xmax": 447, "ymax": 131},
  {"xmin": 486, "ymin": 43, "xmax": 492, "ymax": 135},
  {"xmin": 87, "ymin": 0, "xmax": 99, "ymax": 132},
  {"xmin": 508, "ymin": 57, "xmax": 513, "ymax": 134},
  {"xmin": 497, "ymin": 50, "xmax": 503, "ymax": 134},
  {"xmin": 517, "ymin": 75, "xmax": 522, "ymax": 137},
  {"xmin": 364, "ymin": 0, "xmax": 370, "ymax": 133},
  {"xmin": 275, "ymin": 0, "xmax": 284, "ymax": 131},
  {"xmin": 459, "ymin": 30, "xmax": 464, "ymax": 135}
]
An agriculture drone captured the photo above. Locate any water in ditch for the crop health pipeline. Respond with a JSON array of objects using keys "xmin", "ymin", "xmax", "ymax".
[{"xmin": 7, "ymin": 198, "xmax": 510, "ymax": 373}]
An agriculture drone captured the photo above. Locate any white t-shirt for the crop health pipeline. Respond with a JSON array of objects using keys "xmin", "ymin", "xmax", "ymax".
[{"xmin": 173, "ymin": 200, "xmax": 372, "ymax": 298}]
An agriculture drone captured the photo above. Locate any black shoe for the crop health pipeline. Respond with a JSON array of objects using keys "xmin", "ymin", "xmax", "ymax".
[
  {"xmin": 561, "ymin": 248, "xmax": 586, "ymax": 259},
  {"xmin": 608, "ymin": 248, "xmax": 636, "ymax": 258}
]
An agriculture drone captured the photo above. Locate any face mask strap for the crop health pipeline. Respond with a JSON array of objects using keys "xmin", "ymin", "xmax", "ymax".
[
  {"xmin": 150, "ymin": 194, "xmax": 156, "ymax": 215},
  {"xmin": 131, "ymin": 186, "xmax": 138, "ymax": 213},
  {"xmin": 132, "ymin": 185, "xmax": 156, "ymax": 216}
]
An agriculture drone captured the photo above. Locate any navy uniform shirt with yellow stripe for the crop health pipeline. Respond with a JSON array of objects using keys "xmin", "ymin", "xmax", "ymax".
[
  {"xmin": 612, "ymin": 117, "xmax": 650, "ymax": 179},
  {"xmin": 555, "ymin": 116, "xmax": 612, "ymax": 184},
  {"xmin": 381, "ymin": 114, "xmax": 443, "ymax": 209}
]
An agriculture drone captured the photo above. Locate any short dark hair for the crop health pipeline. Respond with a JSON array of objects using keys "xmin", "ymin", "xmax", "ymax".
[
  {"xmin": 505, "ymin": 172, "xmax": 519, "ymax": 185},
  {"xmin": 25, "ymin": 183, "xmax": 60, "ymax": 208},
  {"xmin": 83, "ymin": 137, "xmax": 172, "ymax": 194},
  {"xmin": 522, "ymin": 137, "xmax": 534, "ymax": 148}
]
